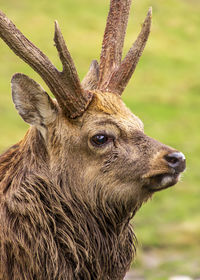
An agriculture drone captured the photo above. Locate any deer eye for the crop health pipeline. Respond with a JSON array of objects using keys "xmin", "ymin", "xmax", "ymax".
[{"xmin": 91, "ymin": 134, "xmax": 111, "ymax": 147}]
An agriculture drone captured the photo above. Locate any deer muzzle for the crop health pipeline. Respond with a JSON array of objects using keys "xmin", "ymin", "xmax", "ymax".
[
  {"xmin": 164, "ymin": 152, "xmax": 186, "ymax": 173},
  {"xmin": 142, "ymin": 148, "xmax": 186, "ymax": 192}
]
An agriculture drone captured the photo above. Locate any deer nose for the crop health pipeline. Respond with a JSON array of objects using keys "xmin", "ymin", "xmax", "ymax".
[{"xmin": 164, "ymin": 152, "xmax": 186, "ymax": 173}]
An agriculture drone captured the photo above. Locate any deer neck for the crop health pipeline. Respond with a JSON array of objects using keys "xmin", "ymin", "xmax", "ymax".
[{"xmin": 0, "ymin": 128, "xmax": 49, "ymax": 195}]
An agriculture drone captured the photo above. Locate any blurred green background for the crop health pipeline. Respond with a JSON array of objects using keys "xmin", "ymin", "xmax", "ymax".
[{"xmin": 0, "ymin": 0, "xmax": 199, "ymax": 278}]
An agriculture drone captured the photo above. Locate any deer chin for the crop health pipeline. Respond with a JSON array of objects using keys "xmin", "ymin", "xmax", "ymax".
[{"xmin": 144, "ymin": 172, "xmax": 181, "ymax": 192}]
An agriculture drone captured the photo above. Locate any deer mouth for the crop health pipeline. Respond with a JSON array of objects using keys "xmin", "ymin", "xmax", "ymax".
[
  {"xmin": 144, "ymin": 172, "xmax": 182, "ymax": 192},
  {"xmin": 143, "ymin": 151, "xmax": 186, "ymax": 192}
]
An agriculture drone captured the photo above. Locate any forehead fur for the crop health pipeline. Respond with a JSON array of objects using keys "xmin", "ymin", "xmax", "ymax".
[
  {"xmin": 86, "ymin": 91, "xmax": 143, "ymax": 130},
  {"xmin": 88, "ymin": 91, "xmax": 131, "ymax": 116}
]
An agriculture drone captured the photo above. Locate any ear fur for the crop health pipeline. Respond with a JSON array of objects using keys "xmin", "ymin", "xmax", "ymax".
[{"xmin": 11, "ymin": 73, "xmax": 57, "ymax": 130}]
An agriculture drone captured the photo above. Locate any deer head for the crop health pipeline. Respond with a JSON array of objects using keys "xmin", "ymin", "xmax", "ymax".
[{"xmin": 0, "ymin": 0, "xmax": 185, "ymax": 219}]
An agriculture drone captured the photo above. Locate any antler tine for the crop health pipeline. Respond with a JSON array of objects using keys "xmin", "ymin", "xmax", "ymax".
[
  {"xmin": 98, "ymin": 0, "xmax": 132, "ymax": 89},
  {"xmin": 0, "ymin": 11, "xmax": 93, "ymax": 118},
  {"xmin": 107, "ymin": 8, "xmax": 152, "ymax": 95},
  {"xmin": 53, "ymin": 21, "xmax": 93, "ymax": 117},
  {"xmin": 81, "ymin": 60, "xmax": 99, "ymax": 91}
]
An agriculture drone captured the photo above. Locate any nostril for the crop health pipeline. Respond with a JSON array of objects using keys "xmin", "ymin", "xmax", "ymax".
[
  {"xmin": 167, "ymin": 156, "xmax": 179, "ymax": 165},
  {"xmin": 164, "ymin": 152, "xmax": 186, "ymax": 171}
]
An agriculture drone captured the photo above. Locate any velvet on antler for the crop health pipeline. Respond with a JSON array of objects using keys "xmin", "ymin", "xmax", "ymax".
[
  {"xmin": 0, "ymin": 0, "xmax": 152, "ymax": 118},
  {"xmin": 96, "ymin": 1, "xmax": 152, "ymax": 95},
  {"xmin": 106, "ymin": 8, "xmax": 152, "ymax": 95},
  {"xmin": 0, "ymin": 11, "xmax": 93, "ymax": 118},
  {"xmin": 98, "ymin": 0, "xmax": 132, "ymax": 87}
]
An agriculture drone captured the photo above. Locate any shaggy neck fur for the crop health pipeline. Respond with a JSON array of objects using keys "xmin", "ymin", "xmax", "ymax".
[{"xmin": 0, "ymin": 128, "xmax": 136, "ymax": 280}]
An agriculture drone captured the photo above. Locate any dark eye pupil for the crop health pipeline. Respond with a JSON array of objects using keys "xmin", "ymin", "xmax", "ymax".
[{"xmin": 91, "ymin": 134, "xmax": 108, "ymax": 146}]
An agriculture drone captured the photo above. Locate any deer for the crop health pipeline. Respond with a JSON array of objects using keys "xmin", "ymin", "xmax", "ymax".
[{"xmin": 0, "ymin": 1, "xmax": 186, "ymax": 280}]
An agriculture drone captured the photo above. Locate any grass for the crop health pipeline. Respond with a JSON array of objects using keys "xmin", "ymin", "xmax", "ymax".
[{"xmin": 0, "ymin": 0, "xmax": 200, "ymax": 278}]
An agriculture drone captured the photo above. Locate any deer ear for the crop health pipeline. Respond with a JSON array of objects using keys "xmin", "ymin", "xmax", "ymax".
[{"xmin": 11, "ymin": 73, "xmax": 57, "ymax": 129}]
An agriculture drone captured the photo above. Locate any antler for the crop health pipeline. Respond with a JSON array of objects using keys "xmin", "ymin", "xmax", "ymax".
[
  {"xmin": 97, "ymin": 1, "xmax": 152, "ymax": 95},
  {"xmin": 0, "ymin": 11, "xmax": 93, "ymax": 118},
  {"xmin": 98, "ymin": 0, "xmax": 132, "ymax": 87},
  {"xmin": 0, "ymin": 1, "xmax": 152, "ymax": 114}
]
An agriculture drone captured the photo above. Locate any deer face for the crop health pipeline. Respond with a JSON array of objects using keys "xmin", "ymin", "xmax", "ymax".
[
  {"xmin": 2, "ymin": 1, "xmax": 186, "ymax": 215},
  {"xmin": 12, "ymin": 74, "xmax": 185, "ymax": 214},
  {"xmin": 51, "ymin": 91, "xmax": 185, "ymax": 210}
]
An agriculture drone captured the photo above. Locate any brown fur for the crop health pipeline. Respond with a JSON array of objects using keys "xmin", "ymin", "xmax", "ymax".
[
  {"xmin": 0, "ymin": 1, "xmax": 186, "ymax": 278},
  {"xmin": 0, "ymin": 89, "xmax": 182, "ymax": 280}
]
